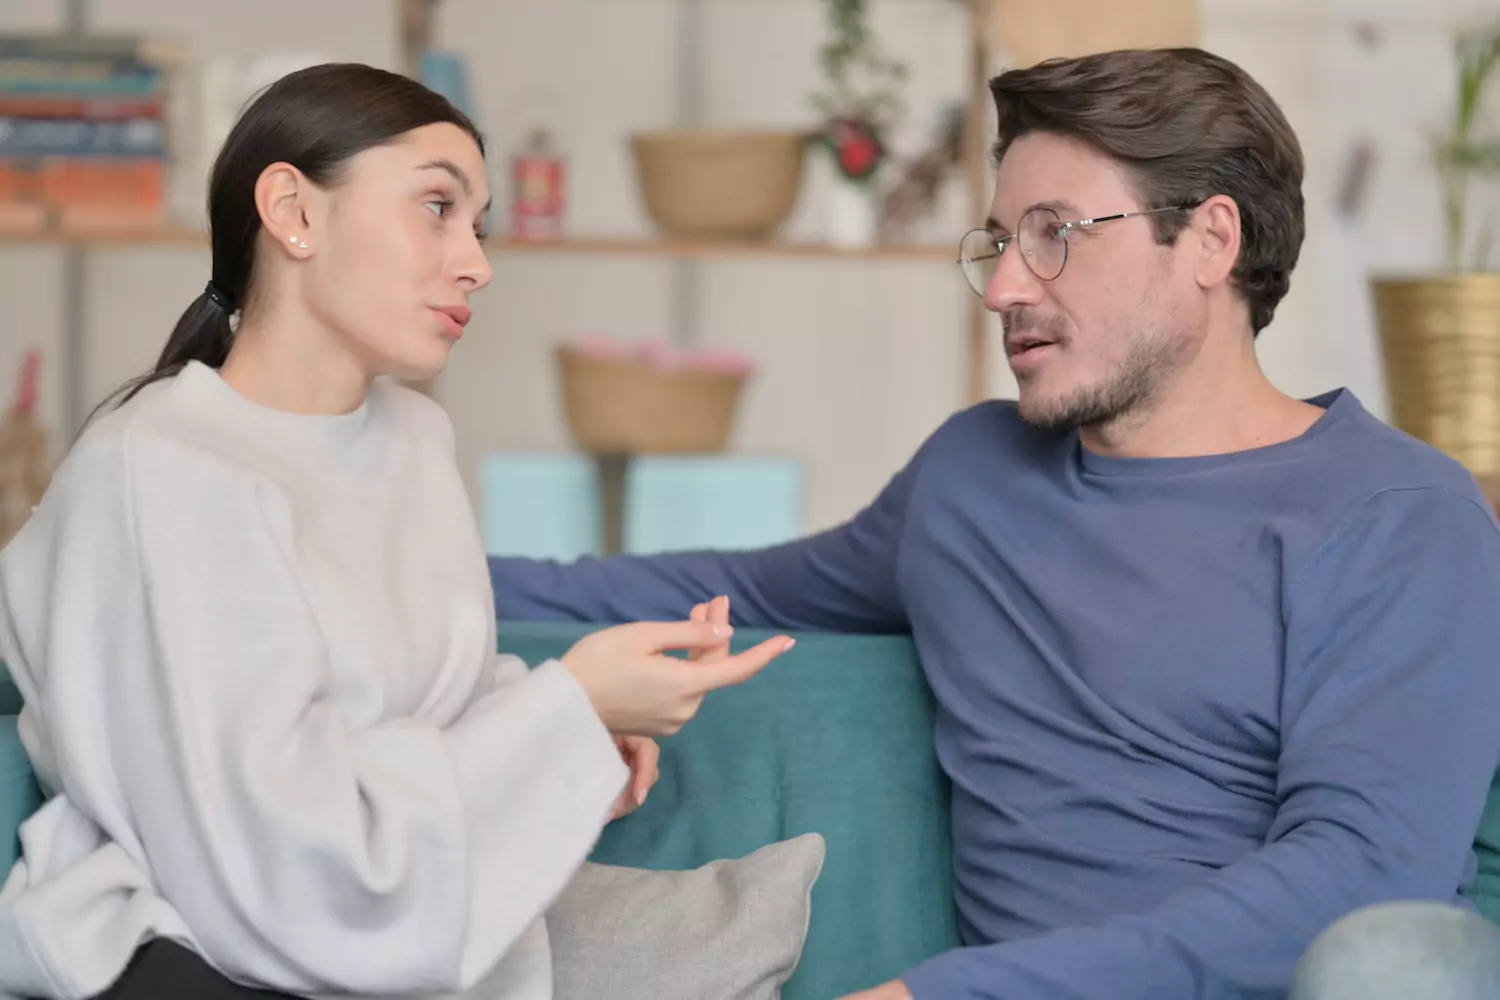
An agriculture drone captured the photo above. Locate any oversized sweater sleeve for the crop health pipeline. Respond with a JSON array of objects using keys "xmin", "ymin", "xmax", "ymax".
[
  {"xmin": 486, "ymin": 457, "xmax": 921, "ymax": 634},
  {"xmin": 16, "ymin": 428, "xmax": 629, "ymax": 995},
  {"xmin": 899, "ymin": 486, "xmax": 1500, "ymax": 1000}
]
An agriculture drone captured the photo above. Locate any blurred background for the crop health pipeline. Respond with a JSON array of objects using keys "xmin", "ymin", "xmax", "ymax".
[{"xmin": 3, "ymin": 0, "xmax": 1500, "ymax": 559}]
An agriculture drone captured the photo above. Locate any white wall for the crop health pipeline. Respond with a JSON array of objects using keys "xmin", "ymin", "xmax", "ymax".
[{"xmin": 2, "ymin": 0, "xmax": 1496, "ymax": 533}]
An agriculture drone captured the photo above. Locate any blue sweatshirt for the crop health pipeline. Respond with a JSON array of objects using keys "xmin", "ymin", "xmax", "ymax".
[{"xmin": 488, "ymin": 388, "xmax": 1500, "ymax": 1000}]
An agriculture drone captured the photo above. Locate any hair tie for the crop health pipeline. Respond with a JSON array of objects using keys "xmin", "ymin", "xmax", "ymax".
[{"xmin": 204, "ymin": 282, "xmax": 236, "ymax": 313}]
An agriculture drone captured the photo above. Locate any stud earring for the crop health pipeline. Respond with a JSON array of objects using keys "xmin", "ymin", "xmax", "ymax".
[
  {"xmin": 288, "ymin": 235, "xmax": 298, "ymax": 244},
  {"xmin": 297, "ymin": 240, "xmax": 309, "ymax": 250}
]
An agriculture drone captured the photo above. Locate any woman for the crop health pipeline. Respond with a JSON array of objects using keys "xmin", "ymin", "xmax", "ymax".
[{"xmin": 0, "ymin": 63, "xmax": 792, "ymax": 1000}]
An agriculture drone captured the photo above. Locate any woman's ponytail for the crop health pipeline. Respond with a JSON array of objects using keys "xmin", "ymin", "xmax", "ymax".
[
  {"xmin": 154, "ymin": 281, "xmax": 236, "ymax": 374},
  {"xmin": 84, "ymin": 281, "xmax": 237, "ymax": 427}
]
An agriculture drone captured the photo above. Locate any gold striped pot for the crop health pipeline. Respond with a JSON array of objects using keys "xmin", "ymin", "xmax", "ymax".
[{"xmin": 1373, "ymin": 273, "xmax": 1500, "ymax": 479}]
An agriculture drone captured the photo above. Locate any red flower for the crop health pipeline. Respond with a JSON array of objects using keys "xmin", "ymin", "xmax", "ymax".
[{"xmin": 826, "ymin": 116, "xmax": 884, "ymax": 181}]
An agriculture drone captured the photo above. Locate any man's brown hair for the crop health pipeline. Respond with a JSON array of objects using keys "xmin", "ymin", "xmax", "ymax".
[{"xmin": 989, "ymin": 48, "xmax": 1305, "ymax": 334}]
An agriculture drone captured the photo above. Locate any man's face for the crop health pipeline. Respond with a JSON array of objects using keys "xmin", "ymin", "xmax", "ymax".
[{"xmin": 984, "ymin": 132, "xmax": 1201, "ymax": 431}]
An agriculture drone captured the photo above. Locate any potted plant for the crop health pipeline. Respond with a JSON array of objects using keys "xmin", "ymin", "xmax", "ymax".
[
  {"xmin": 810, "ymin": 0, "xmax": 907, "ymax": 246},
  {"xmin": 1373, "ymin": 17, "xmax": 1500, "ymax": 490}
]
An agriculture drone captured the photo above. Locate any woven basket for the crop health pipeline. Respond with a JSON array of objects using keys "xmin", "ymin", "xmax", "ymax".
[
  {"xmin": 0, "ymin": 410, "xmax": 49, "ymax": 548},
  {"xmin": 630, "ymin": 130, "xmax": 809, "ymax": 241},
  {"xmin": 1373, "ymin": 273, "xmax": 1500, "ymax": 477},
  {"xmin": 555, "ymin": 345, "xmax": 748, "ymax": 454}
]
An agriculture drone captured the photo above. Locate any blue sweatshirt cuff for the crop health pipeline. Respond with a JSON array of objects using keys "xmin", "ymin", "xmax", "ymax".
[{"xmin": 900, "ymin": 951, "xmax": 971, "ymax": 1000}]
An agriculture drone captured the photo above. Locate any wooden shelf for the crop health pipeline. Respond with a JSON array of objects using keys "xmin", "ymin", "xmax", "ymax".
[
  {"xmin": 0, "ymin": 225, "xmax": 208, "ymax": 248},
  {"xmin": 488, "ymin": 235, "xmax": 956, "ymax": 262},
  {"xmin": 0, "ymin": 227, "xmax": 959, "ymax": 263}
]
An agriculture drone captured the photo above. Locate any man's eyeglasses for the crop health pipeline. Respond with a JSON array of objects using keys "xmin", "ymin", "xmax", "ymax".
[{"xmin": 956, "ymin": 204, "xmax": 1200, "ymax": 296}]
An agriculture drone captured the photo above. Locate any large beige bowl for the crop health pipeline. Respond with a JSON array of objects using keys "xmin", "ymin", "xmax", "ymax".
[{"xmin": 630, "ymin": 129, "xmax": 810, "ymax": 241}]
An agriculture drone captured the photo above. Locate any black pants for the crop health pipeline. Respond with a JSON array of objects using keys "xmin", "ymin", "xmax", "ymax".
[{"xmin": 83, "ymin": 939, "xmax": 307, "ymax": 999}]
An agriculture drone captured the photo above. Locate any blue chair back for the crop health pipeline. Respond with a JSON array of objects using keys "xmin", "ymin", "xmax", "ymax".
[
  {"xmin": 478, "ymin": 452, "xmax": 602, "ymax": 560},
  {"xmin": 624, "ymin": 455, "xmax": 803, "ymax": 554}
]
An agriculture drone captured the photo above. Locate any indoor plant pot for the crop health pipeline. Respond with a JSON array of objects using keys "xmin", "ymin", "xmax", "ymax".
[
  {"xmin": 1373, "ymin": 274, "xmax": 1500, "ymax": 480},
  {"xmin": 1371, "ymin": 18, "xmax": 1500, "ymax": 486}
]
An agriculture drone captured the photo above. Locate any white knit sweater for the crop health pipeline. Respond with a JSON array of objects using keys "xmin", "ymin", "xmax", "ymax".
[{"xmin": 0, "ymin": 361, "xmax": 627, "ymax": 999}]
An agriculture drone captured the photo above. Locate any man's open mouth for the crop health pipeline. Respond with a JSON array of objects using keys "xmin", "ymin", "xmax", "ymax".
[{"xmin": 1007, "ymin": 337, "xmax": 1056, "ymax": 357}]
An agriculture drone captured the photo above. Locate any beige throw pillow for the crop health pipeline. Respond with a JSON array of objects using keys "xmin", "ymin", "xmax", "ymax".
[{"xmin": 546, "ymin": 833, "xmax": 827, "ymax": 1000}]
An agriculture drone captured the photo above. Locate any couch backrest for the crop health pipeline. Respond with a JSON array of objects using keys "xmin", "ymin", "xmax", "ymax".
[
  {"xmin": 497, "ymin": 621, "xmax": 964, "ymax": 1000},
  {"xmin": 1472, "ymin": 789, "xmax": 1500, "ymax": 924}
]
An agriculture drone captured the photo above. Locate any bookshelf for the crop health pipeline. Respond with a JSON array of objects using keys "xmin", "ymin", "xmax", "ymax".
[{"xmin": 496, "ymin": 236, "xmax": 962, "ymax": 264}]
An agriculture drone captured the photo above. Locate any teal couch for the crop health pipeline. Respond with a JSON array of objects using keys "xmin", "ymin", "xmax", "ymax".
[{"xmin": 0, "ymin": 622, "xmax": 1497, "ymax": 999}]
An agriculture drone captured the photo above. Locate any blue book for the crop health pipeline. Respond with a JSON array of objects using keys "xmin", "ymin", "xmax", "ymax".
[
  {"xmin": 0, "ymin": 40, "xmax": 161, "ymax": 96},
  {"xmin": 420, "ymin": 51, "xmax": 496, "ymax": 232},
  {"xmin": 0, "ymin": 116, "xmax": 165, "ymax": 157},
  {"xmin": 0, "ymin": 63, "xmax": 160, "ymax": 96},
  {"xmin": 0, "ymin": 34, "xmax": 147, "ymax": 59},
  {"xmin": 421, "ymin": 51, "xmax": 474, "ymax": 118}
]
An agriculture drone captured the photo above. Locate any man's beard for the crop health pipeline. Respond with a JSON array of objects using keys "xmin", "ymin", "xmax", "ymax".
[{"xmin": 1006, "ymin": 309, "xmax": 1182, "ymax": 432}]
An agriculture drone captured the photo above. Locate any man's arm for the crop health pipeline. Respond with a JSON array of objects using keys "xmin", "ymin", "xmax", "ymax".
[
  {"xmin": 488, "ymin": 458, "xmax": 922, "ymax": 633},
  {"xmin": 890, "ymin": 486, "xmax": 1500, "ymax": 1000}
]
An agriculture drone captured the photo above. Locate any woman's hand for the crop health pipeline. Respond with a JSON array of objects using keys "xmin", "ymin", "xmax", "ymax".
[
  {"xmin": 610, "ymin": 735, "xmax": 661, "ymax": 820},
  {"xmin": 605, "ymin": 596, "xmax": 756, "ymax": 821},
  {"xmin": 688, "ymin": 595, "xmax": 734, "ymax": 662},
  {"xmin": 563, "ymin": 606, "xmax": 793, "ymax": 738}
]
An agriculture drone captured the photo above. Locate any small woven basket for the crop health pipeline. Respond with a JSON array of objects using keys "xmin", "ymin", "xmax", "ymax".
[{"xmin": 555, "ymin": 344, "xmax": 748, "ymax": 454}]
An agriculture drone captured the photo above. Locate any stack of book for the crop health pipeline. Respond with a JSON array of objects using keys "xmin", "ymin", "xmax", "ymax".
[{"xmin": 0, "ymin": 33, "xmax": 178, "ymax": 235}]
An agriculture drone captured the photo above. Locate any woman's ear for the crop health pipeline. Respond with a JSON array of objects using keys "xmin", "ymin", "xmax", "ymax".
[
  {"xmin": 1192, "ymin": 193, "xmax": 1242, "ymax": 291},
  {"xmin": 254, "ymin": 162, "xmax": 317, "ymax": 259}
]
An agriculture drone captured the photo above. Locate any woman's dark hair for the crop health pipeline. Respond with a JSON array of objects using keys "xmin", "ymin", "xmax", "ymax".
[
  {"xmin": 96, "ymin": 62, "xmax": 484, "ymax": 415},
  {"xmin": 989, "ymin": 47, "xmax": 1305, "ymax": 334}
]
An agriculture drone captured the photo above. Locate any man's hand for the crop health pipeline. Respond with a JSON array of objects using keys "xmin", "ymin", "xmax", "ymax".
[
  {"xmin": 839, "ymin": 981, "xmax": 914, "ymax": 1000},
  {"xmin": 609, "ymin": 735, "xmax": 660, "ymax": 820}
]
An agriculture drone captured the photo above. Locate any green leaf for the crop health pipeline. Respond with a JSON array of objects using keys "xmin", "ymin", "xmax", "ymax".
[
  {"xmin": 811, "ymin": 0, "xmax": 908, "ymax": 124},
  {"xmin": 1438, "ymin": 139, "xmax": 1500, "ymax": 171}
]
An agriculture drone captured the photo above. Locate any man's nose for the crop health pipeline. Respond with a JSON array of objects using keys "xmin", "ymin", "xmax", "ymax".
[{"xmin": 985, "ymin": 243, "xmax": 1044, "ymax": 314}]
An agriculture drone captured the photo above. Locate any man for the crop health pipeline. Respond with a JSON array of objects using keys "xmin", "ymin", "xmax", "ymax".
[{"xmin": 490, "ymin": 48, "xmax": 1500, "ymax": 999}]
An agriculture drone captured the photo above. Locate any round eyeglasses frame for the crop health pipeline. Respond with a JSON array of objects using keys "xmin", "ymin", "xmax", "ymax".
[{"xmin": 956, "ymin": 203, "xmax": 1201, "ymax": 297}]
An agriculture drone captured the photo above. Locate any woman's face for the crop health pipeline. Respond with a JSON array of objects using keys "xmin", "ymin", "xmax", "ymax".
[{"xmin": 299, "ymin": 122, "xmax": 493, "ymax": 383}]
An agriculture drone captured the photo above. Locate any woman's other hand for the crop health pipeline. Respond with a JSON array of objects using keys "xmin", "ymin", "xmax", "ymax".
[{"xmin": 609, "ymin": 735, "xmax": 660, "ymax": 820}]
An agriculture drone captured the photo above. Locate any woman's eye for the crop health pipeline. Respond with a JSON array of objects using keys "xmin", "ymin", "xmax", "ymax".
[{"xmin": 425, "ymin": 199, "xmax": 453, "ymax": 219}]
